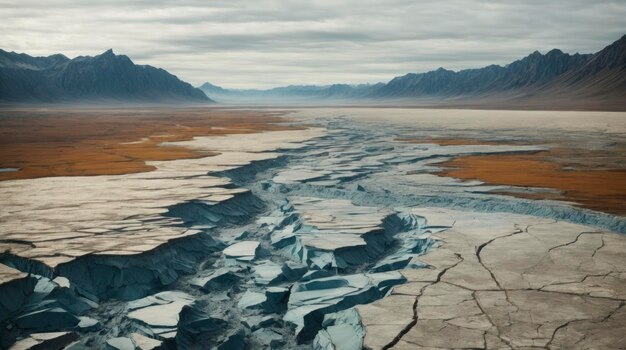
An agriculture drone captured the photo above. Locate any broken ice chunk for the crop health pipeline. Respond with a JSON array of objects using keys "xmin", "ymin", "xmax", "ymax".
[{"xmin": 223, "ymin": 241, "xmax": 260, "ymax": 262}]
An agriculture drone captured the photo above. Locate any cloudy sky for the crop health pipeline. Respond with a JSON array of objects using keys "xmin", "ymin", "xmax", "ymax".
[{"xmin": 1, "ymin": 0, "xmax": 625, "ymax": 89}]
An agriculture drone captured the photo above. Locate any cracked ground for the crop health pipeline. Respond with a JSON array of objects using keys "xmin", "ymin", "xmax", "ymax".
[
  {"xmin": 1, "ymin": 108, "xmax": 625, "ymax": 349},
  {"xmin": 358, "ymin": 209, "xmax": 626, "ymax": 349}
]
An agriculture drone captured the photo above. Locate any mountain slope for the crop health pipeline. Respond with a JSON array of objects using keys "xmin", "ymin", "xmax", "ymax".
[
  {"xmin": 199, "ymin": 34, "xmax": 625, "ymax": 109},
  {"xmin": 537, "ymin": 34, "xmax": 626, "ymax": 100},
  {"xmin": 370, "ymin": 49, "xmax": 592, "ymax": 99},
  {"xmin": 0, "ymin": 49, "xmax": 212, "ymax": 103}
]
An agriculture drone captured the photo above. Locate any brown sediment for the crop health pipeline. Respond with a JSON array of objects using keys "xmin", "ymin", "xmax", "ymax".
[
  {"xmin": 398, "ymin": 137, "xmax": 626, "ymax": 215},
  {"xmin": 437, "ymin": 150, "xmax": 626, "ymax": 215},
  {"xmin": 0, "ymin": 108, "xmax": 298, "ymax": 181}
]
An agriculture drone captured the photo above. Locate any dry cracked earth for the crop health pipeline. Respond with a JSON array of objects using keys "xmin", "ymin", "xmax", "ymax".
[{"xmin": 0, "ymin": 108, "xmax": 625, "ymax": 350}]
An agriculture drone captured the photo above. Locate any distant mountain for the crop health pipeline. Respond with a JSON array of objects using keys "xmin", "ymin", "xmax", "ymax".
[
  {"xmin": 4, "ymin": 35, "xmax": 624, "ymax": 107},
  {"xmin": 199, "ymin": 82, "xmax": 378, "ymax": 103},
  {"xmin": 200, "ymin": 34, "xmax": 625, "ymax": 108},
  {"xmin": 372, "ymin": 49, "xmax": 592, "ymax": 98},
  {"xmin": 199, "ymin": 82, "xmax": 229, "ymax": 96},
  {"xmin": 0, "ymin": 49, "xmax": 212, "ymax": 103}
]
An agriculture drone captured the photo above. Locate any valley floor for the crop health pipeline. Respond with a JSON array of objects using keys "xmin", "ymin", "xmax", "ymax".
[{"xmin": 0, "ymin": 107, "xmax": 624, "ymax": 349}]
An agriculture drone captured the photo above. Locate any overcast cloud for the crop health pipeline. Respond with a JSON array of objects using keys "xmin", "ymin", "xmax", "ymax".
[{"xmin": 1, "ymin": 0, "xmax": 625, "ymax": 88}]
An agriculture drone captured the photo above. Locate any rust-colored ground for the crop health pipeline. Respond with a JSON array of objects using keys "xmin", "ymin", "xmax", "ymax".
[
  {"xmin": 403, "ymin": 138, "xmax": 626, "ymax": 215},
  {"xmin": 440, "ymin": 153, "xmax": 626, "ymax": 215},
  {"xmin": 0, "ymin": 108, "xmax": 295, "ymax": 181}
]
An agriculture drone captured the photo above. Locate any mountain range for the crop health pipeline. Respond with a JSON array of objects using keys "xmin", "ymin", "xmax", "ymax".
[
  {"xmin": 0, "ymin": 49, "xmax": 211, "ymax": 103},
  {"xmin": 200, "ymin": 34, "xmax": 626, "ymax": 109},
  {"xmin": 1, "ymin": 34, "xmax": 624, "ymax": 108}
]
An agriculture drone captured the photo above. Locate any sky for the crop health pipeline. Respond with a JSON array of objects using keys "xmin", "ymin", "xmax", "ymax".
[{"xmin": 1, "ymin": 0, "xmax": 625, "ymax": 89}]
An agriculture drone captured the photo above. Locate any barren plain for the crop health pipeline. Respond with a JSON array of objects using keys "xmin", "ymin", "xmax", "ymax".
[{"xmin": 0, "ymin": 107, "xmax": 625, "ymax": 350}]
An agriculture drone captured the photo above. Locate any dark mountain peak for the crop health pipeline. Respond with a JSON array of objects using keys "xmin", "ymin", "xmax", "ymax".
[
  {"xmin": 547, "ymin": 48, "xmax": 564, "ymax": 56},
  {"xmin": 421, "ymin": 67, "xmax": 454, "ymax": 78},
  {"xmin": 96, "ymin": 49, "xmax": 124, "ymax": 60},
  {"xmin": 511, "ymin": 48, "xmax": 573, "ymax": 68},
  {"xmin": 201, "ymin": 82, "xmax": 222, "ymax": 89},
  {"xmin": 199, "ymin": 82, "xmax": 227, "ymax": 94},
  {"xmin": 87, "ymin": 49, "xmax": 134, "ymax": 68},
  {"xmin": 499, "ymin": 46, "xmax": 593, "ymax": 89},
  {"xmin": 49, "ymin": 53, "xmax": 69, "ymax": 60},
  {"xmin": 1, "ymin": 48, "xmax": 211, "ymax": 103}
]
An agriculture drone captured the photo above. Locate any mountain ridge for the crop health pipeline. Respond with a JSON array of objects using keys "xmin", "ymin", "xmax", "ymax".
[
  {"xmin": 2, "ymin": 34, "xmax": 624, "ymax": 108},
  {"xmin": 200, "ymin": 34, "xmax": 625, "ymax": 108},
  {"xmin": 0, "ymin": 49, "xmax": 211, "ymax": 103}
]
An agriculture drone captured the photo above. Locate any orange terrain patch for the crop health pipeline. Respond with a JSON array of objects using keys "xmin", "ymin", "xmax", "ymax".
[
  {"xmin": 0, "ymin": 108, "xmax": 297, "ymax": 181},
  {"xmin": 402, "ymin": 138, "xmax": 626, "ymax": 215},
  {"xmin": 439, "ymin": 153, "xmax": 626, "ymax": 215}
]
